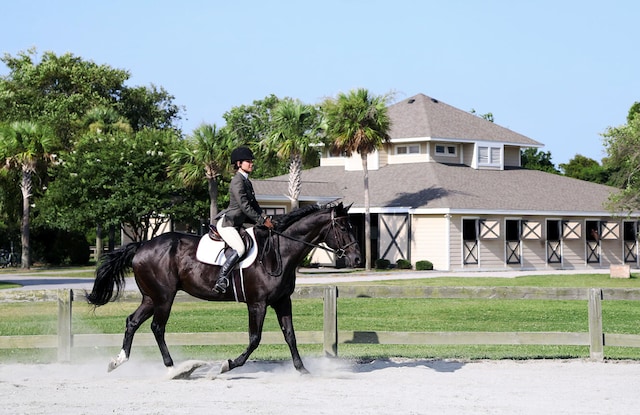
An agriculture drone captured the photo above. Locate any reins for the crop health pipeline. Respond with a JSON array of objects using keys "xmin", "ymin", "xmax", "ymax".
[{"xmin": 258, "ymin": 209, "xmax": 357, "ymax": 277}]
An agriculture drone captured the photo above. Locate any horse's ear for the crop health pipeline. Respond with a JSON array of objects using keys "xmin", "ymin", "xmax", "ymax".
[{"xmin": 344, "ymin": 203, "xmax": 353, "ymax": 212}]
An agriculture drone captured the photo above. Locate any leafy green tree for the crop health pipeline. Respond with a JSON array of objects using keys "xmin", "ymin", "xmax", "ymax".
[
  {"xmin": 39, "ymin": 128, "xmax": 184, "ymax": 243},
  {"xmin": 117, "ymin": 84, "xmax": 183, "ymax": 132},
  {"xmin": 559, "ymin": 154, "xmax": 609, "ymax": 184},
  {"xmin": 323, "ymin": 88, "xmax": 392, "ymax": 270},
  {"xmin": 520, "ymin": 148, "xmax": 560, "ymax": 174},
  {"xmin": 601, "ymin": 112, "xmax": 640, "ymax": 212},
  {"xmin": 627, "ymin": 102, "xmax": 640, "ymax": 124},
  {"xmin": 0, "ymin": 49, "xmax": 130, "ymax": 149},
  {"xmin": 0, "ymin": 121, "xmax": 54, "ymax": 268},
  {"xmin": 263, "ymin": 99, "xmax": 322, "ymax": 210},
  {"xmin": 222, "ymin": 94, "xmax": 289, "ymax": 178},
  {"xmin": 170, "ymin": 124, "xmax": 236, "ymax": 222}
]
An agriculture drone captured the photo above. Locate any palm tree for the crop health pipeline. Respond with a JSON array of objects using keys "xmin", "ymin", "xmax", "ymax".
[
  {"xmin": 0, "ymin": 121, "xmax": 54, "ymax": 268},
  {"xmin": 323, "ymin": 89, "xmax": 392, "ymax": 270},
  {"xmin": 263, "ymin": 99, "xmax": 321, "ymax": 210},
  {"xmin": 170, "ymin": 124, "xmax": 235, "ymax": 222}
]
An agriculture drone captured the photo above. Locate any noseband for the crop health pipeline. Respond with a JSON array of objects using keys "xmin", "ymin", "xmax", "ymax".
[
  {"xmin": 259, "ymin": 209, "xmax": 357, "ymax": 276},
  {"xmin": 272, "ymin": 209, "xmax": 356, "ymax": 257}
]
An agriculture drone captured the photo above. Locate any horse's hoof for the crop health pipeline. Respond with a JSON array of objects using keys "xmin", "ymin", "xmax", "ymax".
[
  {"xmin": 219, "ymin": 359, "xmax": 231, "ymax": 374},
  {"xmin": 298, "ymin": 367, "xmax": 311, "ymax": 376},
  {"xmin": 107, "ymin": 358, "xmax": 122, "ymax": 372},
  {"xmin": 108, "ymin": 350, "xmax": 128, "ymax": 372}
]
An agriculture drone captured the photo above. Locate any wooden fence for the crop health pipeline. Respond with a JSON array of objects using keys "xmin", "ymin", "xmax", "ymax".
[{"xmin": 2, "ymin": 285, "xmax": 640, "ymax": 362}]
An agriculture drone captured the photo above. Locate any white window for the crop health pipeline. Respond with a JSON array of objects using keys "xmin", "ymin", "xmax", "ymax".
[
  {"xmin": 396, "ymin": 144, "xmax": 420, "ymax": 155},
  {"xmin": 477, "ymin": 145, "xmax": 501, "ymax": 165},
  {"xmin": 435, "ymin": 144, "xmax": 457, "ymax": 157}
]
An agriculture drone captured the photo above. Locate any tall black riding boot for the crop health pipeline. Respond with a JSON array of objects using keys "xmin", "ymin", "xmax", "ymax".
[{"xmin": 214, "ymin": 251, "xmax": 241, "ymax": 294}]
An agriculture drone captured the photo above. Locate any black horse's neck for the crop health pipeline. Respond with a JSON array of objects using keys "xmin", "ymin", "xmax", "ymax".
[{"xmin": 258, "ymin": 205, "xmax": 335, "ymax": 277}]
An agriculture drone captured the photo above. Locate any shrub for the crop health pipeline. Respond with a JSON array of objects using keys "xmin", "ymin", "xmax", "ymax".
[
  {"xmin": 375, "ymin": 258, "xmax": 390, "ymax": 269},
  {"xmin": 396, "ymin": 259, "xmax": 412, "ymax": 269},
  {"xmin": 416, "ymin": 260, "xmax": 433, "ymax": 271}
]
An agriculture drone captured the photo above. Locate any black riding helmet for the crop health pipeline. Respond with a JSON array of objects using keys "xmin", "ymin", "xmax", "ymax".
[{"xmin": 230, "ymin": 146, "xmax": 255, "ymax": 165}]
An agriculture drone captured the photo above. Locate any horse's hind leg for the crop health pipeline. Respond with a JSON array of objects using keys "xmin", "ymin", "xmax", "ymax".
[
  {"xmin": 109, "ymin": 296, "xmax": 154, "ymax": 372},
  {"xmin": 150, "ymin": 301, "xmax": 176, "ymax": 368},
  {"xmin": 221, "ymin": 302, "xmax": 267, "ymax": 373},
  {"xmin": 272, "ymin": 296, "xmax": 308, "ymax": 374}
]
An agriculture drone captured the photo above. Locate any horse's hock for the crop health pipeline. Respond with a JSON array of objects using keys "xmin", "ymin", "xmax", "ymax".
[{"xmin": 610, "ymin": 264, "xmax": 631, "ymax": 279}]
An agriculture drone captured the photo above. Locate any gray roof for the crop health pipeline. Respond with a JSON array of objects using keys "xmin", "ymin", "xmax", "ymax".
[
  {"xmin": 285, "ymin": 163, "xmax": 619, "ymax": 215},
  {"xmin": 388, "ymin": 93, "xmax": 543, "ymax": 147},
  {"xmin": 258, "ymin": 92, "xmax": 616, "ymax": 216},
  {"xmin": 252, "ymin": 180, "xmax": 341, "ymax": 202}
]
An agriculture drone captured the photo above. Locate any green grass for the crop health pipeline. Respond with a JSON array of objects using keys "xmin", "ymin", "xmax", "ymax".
[{"xmin": 2, "ymin": 271, "xmax": 640, "ymax": 363}]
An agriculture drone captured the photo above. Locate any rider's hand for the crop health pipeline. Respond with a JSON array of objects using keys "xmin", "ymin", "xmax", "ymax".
[{"xmin": 263, "ymin": 216, "xmax": 274, "ymax": 229}]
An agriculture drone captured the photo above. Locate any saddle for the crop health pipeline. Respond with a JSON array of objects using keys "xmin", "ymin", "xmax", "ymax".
[{"xmin": 196, "ymin": 225, "xmax": 257, "ymax": 268}]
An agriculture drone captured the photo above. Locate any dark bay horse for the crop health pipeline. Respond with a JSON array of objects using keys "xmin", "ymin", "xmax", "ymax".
[{"xmin": 86, "ymin": 202, "xmax": 361, "ymax": 374}]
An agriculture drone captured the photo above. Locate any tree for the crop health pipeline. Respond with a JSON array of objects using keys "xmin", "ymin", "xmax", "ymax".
[
  {"xmin": 223, "ymin": 95, "xmax": 289, "ymax": 178},
  {"xmin": 0, "ymin": 121, "xmax": 54, "ymax": 268},
  {"xmin": 117, "ymin": 84, "xmax": 183, "ymax": 132},
  {"xmin": 170, "ymin": 124, "xmax": 236, "ymax": 222},
  {"xmin": 520, "ymin": 148, "xmax": 560, "ymax": 174},
  {"xmin": 0, "ymin": 49, "xmax": 130, "ymax": 149},
  {"xmin": 323, "ymin": 88, "xmax": 392, "ymax": 270},
  {"xmin": 263, "ymin": 99, "xmax": 322, "ymax": 210},
  {"xmin": 601, "ymin": 111, "xmax": 640, "ymax": 212},
  {"xmin": 559, "ymin": 154, "xmax": 609, "ymax": 184},
  {"xmin": 39, "ymin": 128, "xmax": 184, "ymax": 243}
]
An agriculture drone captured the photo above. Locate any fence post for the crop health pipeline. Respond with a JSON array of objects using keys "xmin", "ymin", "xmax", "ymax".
[
  {"xmin": 323, "ymin": 286, "xmax": 338, "ymax": 357},
  {"xmin": 57, "ymin": 289, "xmax": 72, "ymax": 362},
  {"xmin": 588, "ymin": 288, "xmax": 604, "ymax": 361}
]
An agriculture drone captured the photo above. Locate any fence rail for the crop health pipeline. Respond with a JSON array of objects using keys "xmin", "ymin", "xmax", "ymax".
[{"xmin": 2, "ymin": 285, "xmax": 640, "ymax": 362}]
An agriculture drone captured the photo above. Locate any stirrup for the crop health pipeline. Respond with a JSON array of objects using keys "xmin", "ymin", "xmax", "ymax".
[{"xmin": 214, "ymin": 277, "xmax": 229, "ymax": 294}]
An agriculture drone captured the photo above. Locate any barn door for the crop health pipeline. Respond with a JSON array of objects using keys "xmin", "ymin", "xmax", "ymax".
[{"xmin": 378, "ymin": 214, "xmax": 410, "ymax": 263}]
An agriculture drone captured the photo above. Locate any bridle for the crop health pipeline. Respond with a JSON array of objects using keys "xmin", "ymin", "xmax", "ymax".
[
  {"xmin": 259, "ymin": 209, "xmax": 358, "ymax": 276},
  {"xmin": 275, "ymin": 209, "xmax": 357, "ymax": 257}
]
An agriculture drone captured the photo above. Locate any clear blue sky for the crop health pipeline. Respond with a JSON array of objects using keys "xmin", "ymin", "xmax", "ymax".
[{"xmin": 2, "ymin": 0, "xmax": 637, "ymax": 166}]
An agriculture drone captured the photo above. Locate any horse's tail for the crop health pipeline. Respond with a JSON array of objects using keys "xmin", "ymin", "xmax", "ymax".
[{"xmin": 85, "ymin": 242, "xmax": 141, "ymax": 306}]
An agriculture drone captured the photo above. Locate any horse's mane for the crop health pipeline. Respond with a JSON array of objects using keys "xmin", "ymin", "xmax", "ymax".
[
  {"xmin": 274, "ymin": 204, "xmax": 323, "ymax": 232},
  {"xmin": 272, "ymin": 202, "xmax": 348, "ymax": 232}
]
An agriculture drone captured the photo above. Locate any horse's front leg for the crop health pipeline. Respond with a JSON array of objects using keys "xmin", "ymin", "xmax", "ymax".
[
  {"xmin": 220, "ymin": 301, "xmax": 267, "ymax": 373},
  {"xmin": 272, "ymin": 296, "xmax": 309, "ymax": 374}
]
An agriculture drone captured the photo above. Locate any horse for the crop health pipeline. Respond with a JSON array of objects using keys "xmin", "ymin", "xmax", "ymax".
[{"xmin": 85, "ymin": 202, "xmax": 361, "ymax": 375}]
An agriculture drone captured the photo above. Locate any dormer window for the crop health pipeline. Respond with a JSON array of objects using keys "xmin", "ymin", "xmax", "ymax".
[
  {"xmin": 477, "ymin": 145, "xmax": 502, "ymax": 166},
  {"xmin": 435, "ymin": 144, "xmax": 457, "ymax": 157},
  {"xmin": 396, "ymin": 144, "xmax": 420, "ymax": 155}
]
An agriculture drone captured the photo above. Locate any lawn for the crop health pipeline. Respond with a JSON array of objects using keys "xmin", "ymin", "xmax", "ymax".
[{"xmin": 1, "ymin": 271, "xmax": 640, "ymax": 363}]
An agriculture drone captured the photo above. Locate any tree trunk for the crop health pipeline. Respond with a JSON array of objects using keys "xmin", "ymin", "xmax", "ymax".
[
  {"xmin": 288, "ymin": 154, "xmax": 302, "ymax": 211},
  {"xmin": 20, "ymin": 168, "xmax": 31, "ymax": 269},
  {"xmin": 362, "ymin": 153, "xmax": 372, "ymax": 270},
  {"xmin": 95, "ymin": 223, "xmax": 103, "ymax": 263},
  {"xmin": 208, "ymin": 177, "xmax": 218, "ymax": 224}
]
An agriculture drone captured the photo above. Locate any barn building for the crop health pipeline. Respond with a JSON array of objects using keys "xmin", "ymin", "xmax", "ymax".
[{"xmin": 252, "ymin": 93, "xmax": 639, "ymax": 271}]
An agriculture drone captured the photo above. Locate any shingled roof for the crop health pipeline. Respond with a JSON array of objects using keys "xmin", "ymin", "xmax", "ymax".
[
  {"xmin": 282, "ymin": 162, "xmax": 619, "ymax": 215},
  {"xmin": 388, "ymin": 93, "xmax": 543, "ymax": 147},
  {"xmin": 258, "ymin": 92, "xmax": 617, "ymax": 216}
]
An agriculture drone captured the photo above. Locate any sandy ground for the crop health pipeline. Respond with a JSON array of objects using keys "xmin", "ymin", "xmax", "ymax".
[{"xmin": 1, "ymin": 357, "xmax": 638, "ymax": 414}]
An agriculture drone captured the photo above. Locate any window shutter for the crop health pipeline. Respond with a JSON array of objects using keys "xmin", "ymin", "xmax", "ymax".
[
  {"xmin": 479, "ymin": 220, "xmax": 500, "ymax": 239},
  {"xmin": 600, "ymin": 222, "xmax": 619, "ymax": 240},
  {"xmin": 522, "ymin": 221, "xmax": 541, "ymax": 239},
  {"xmin": 563, "ymin": 221, "xmax": 582, "ymax": 239}
]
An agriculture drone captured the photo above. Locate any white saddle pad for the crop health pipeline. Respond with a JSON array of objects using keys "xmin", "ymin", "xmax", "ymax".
[{"xmin": 195, "ymin": 227, "xmax": 258, "ymax": 269}]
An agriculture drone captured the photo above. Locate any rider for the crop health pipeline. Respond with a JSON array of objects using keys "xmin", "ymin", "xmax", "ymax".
[{"xmin": 214, "ymin": 146, "xmax": 273, "ymax": 294}]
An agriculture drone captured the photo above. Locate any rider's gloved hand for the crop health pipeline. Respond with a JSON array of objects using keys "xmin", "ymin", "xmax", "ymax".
[{"xmin": 263, "ymin": 216, "xmax": 274, "ymax": 229}]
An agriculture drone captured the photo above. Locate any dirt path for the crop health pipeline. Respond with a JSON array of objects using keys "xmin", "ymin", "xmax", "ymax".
[{"xmin": 1, "ymin": 357, "xmax": 638, "ymax": 414}]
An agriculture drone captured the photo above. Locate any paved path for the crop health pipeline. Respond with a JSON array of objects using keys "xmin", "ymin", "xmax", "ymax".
[{"xmin": 0, "ymin": 267, "xmax": 611, "ymax": 291}]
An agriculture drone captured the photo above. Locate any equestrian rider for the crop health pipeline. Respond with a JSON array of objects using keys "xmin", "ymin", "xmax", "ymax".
[{"xmin": 214, "ymin": 146, "xmax": 273, "ymax": 294}]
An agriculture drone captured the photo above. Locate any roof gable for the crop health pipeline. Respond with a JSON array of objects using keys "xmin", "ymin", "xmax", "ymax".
[{"xmin": 387, "ymin": 93, "xmax": 543, "ymax": 147}]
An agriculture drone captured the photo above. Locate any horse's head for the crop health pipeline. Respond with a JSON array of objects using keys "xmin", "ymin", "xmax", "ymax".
[{"xmin": 321, "ymin": 203, "xmax": 361, "ymax": 268}]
